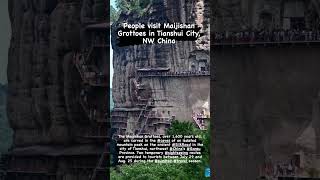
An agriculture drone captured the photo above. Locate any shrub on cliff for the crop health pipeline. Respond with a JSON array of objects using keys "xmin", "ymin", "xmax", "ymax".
[
  {"xmin": 111, "ymin": 163, "xmax": 186, "ymax": 180},
  {"xmin": 115, "ymin": 0, "xmax": 151, "ymax": 14},
  {"xmin": 111, "ymin": 6, "xmax": 120, "ymax": 23},
  {"xmin": 166, "ymin": 120, "xmax": 201, "ymax": 136}
]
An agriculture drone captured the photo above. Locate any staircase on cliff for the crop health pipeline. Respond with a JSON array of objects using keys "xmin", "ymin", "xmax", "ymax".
[
  {"xmin": 192, "ymin": 114, "xmax": 206, "ymax": 130},
  {"xmin": 192, "ymin": 112, "xmax": 209, "ymax": 130},
  {"xmin": 73, "ymin": 22, "xmax": 110, "ymax": 180},
  {"xmin": 137, "ymin": 99, "xmax": 153, "ymax": 135},
  {"xmin": 90, "ymin": 143, "xmax": 109, "ymax": 180},
  {"xmin": 134, "ymin": 81, "xmax": 173, "ymax": 135}
]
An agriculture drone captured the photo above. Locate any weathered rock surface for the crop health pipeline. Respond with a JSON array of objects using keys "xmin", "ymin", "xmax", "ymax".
[
  {"xmin": 0, "ymin": 84, "xmax": 12, "ymax": 154},
  {"xmin": 213, "ymin": 1, "xmax": 320, "ymax": 179},
  {"xmin": 0, "ymin": 84, "xmax": 7, "ymax": 106},
  {"xmin": 112, "ymin": 0, "xmax": 210, "ymax": 135},
  {"xmin": 6, "ymin": 0, "xmax": 109, "ymax": 179},
  {"xmin": 8, "ymin": 0, "xmax": 80, "ymax": 146},
  {"xmin": 214, "ymin": 46, "xmax": 320, "ymax": 179},
  {"xmin": 7, "ymin": 0, "xmax": 109, "ymax": 147}
]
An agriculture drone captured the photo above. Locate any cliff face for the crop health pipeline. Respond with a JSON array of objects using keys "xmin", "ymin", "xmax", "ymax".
[
  {"xmin": 213, "ymin": 1, "xmax": 320, "ymax": 179},
  {"xmin": 0, "ymin": 84, "xmax": 7, "ymax": 106},
  {"xmin": 213, "ymin": 0, "xmax": 320, "ymax": 31},
  {"xmin": 7, "ymin": 0, "xmax": 107, "ymax": 146},
  {"xmin": 111, "ymin": 0, "xmax": 210, "ymax": 135},
  {"xmin": 6, "ymin": 0, "xmax": 109, "ymax": 179},
  {"xmin": 214, "ymin": 46, "xmax": 320, "ymax": 180},
  {"xmin": 8, "ymin": 0, "xmax": 79, "ymax": 146},
  {"xmin": 113, "ymin": 0, "xmax": 209, "ymax": 106},
  {"xmin": 0, "ymin": 84, "xmax": 12, "ymax": 154},
  {"xmin": 0, "ymin": 0, "xmax": 10, "ymax": 84}
]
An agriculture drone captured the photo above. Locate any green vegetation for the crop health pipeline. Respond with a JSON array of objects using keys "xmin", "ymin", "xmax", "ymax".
[
  {"xmin": 110, "ymin": 88, "xmax": 114, "ymax": 109},
  {"xmin": 116, "ymin": 0, "xmax": 151, "ymax": 13},
  {"xmin": 111, "ymin": 0, "xmax": 152, "ymax": 22},
  {"xmin": 110, "ymin": 120, "xmax": 211, "ymax": 180},
  {"xmin": 111, "ymin": 163, "xmax": 188, "ymax": 180},
  {"xmin": 167, "ymin": 120, "xmax": 202, "ymax": 136},
  {"xmin": 111, "ymin": 5, "xmax": 120, "ymax": 23}
]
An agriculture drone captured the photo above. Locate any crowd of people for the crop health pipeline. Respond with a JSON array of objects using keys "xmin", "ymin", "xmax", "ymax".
[
  {"xmin": 138, "ymin": 70, "xmax": 210, "ymax": 77},
  {"xmin": 260, "ymin": 158, "xmax": 300, "ymax": 179},
  {"xmin": 214, "ymin": 29, "xmax": 320, "ymax": 44}
]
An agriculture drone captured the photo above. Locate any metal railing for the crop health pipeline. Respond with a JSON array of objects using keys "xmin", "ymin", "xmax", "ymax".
[
  {"xmin": 73, "ymin": 53, "xmax": 108, "ymax": 87},
  {"xmin": 214, "ymin": 29, "xmax": 320, "ymax": 46},
  {"xmin": 138, "ymin": 71, "xmax": 210, "ymax": 77},
  {"xmin": 192, "ymin": 114, "xmax": 208, "ymax": 130}
]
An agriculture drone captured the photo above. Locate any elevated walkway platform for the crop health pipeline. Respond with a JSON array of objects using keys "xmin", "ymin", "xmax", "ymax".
[
  {"xmin": 138, "ymin": 71, "xmax": 210, "ymax": 78},
  {"xmin": 85, "ymin": 22, "xmax": 109, "ymax": 30},
  {"xmin": 258, "ymin": 176, "xmax": 320, "ymax": 180},
  {"xmin": 213, "ymin": 40, "xmax": 320, "ymax": 47},
  {"xmin": 73, "ymin": 53, "xmax": 108, "ymax": 87}
]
